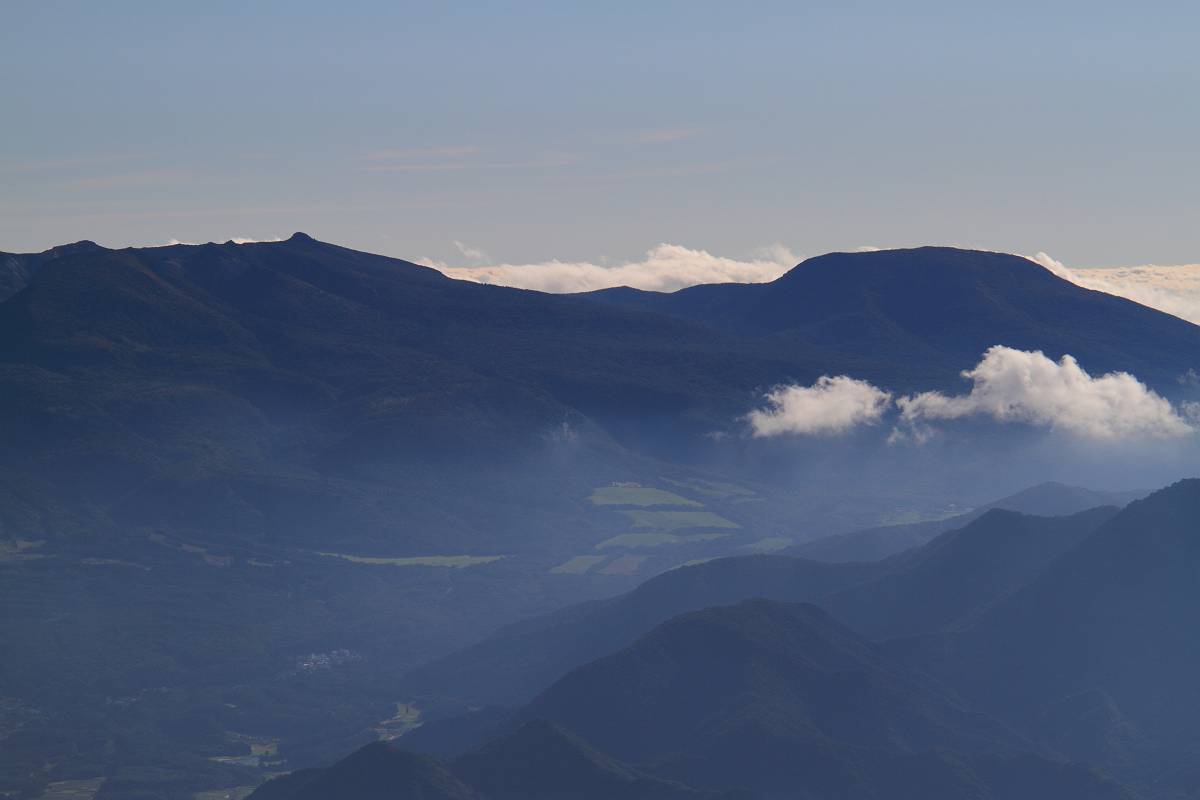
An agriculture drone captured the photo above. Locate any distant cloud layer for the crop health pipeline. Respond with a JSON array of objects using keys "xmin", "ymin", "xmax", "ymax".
[
  {"xmin": 749, "ymin": 347, "xmax": 1194, "ymax": 442},
  {"xmin": 747, "ymin": 377, "xmax": 893, "ymax": 437},
  {"xmin": 1031, "ymin": 252, "xmax": 1200, "ymax": 326},
  {"xmin": 164, "ymin": 236, "xmax": 282, "ymax": 246},
  {"xmin": 436, "ymin": 245, "xmax": 1200, "ymax": 323},
  {"xmin": 435, "ymin": 243, "xmax": 797, "ymax": 293}
]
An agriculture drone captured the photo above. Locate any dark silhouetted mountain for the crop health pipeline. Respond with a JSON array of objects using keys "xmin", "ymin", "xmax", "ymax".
[
  {"xmin": 587, "ymin": 246, "xmax": 1200, "ymax": 391},
  {"xmin": 250, "ymin": 721, "xmax": 730, "ymax": 800},
  {"xmin": 452, "ymin": 719, "xmax": 732, "ymax": 800},
  {"xmin": 789, "ymin": 482, "xmax": 1144, "ymax": 563},
  {"xmin": 823, "ymin": 506, "xmax": 1119, "ymax": 638},
  {"xmin": 0, "ymin": 240, "xmax": 107, "ymax": 302},
  {"xmin": 400, "ymin": 555, "xmax": 883, "ymax": 710},
  {"xmin": 515, "ymin": 599, "xmax": 1130, "ymax": 799},
  {"xmin": 926, "ymin": 480, "xmax": 1200, "ymax": 750},
  {"xmin": 1, "ymin": 236, "xmax": 1191, "ymax": 796},
  {"xmin": 248, "ymin": 741, "xmax": 480, "ymax": 800}
]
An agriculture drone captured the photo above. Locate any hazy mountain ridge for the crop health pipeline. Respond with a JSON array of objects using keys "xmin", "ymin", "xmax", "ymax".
[
  {"xmin": 787, "ymin": 481, "xmax": 1145, "ymax": 563},
  {"xmin": 2, "ymin": 236, "xmax": 1197, "ymax": 798}
]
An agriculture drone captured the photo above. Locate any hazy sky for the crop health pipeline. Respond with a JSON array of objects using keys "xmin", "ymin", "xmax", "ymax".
[{"xmin": 4, "ymin": 1, "xmax": 1199, "ymax": 269}]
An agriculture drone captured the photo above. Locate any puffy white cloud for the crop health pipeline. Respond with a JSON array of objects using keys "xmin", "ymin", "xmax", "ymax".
[
  {"xmin": 747, "ymin": 376, "xmax": 893, "ymax": 437},
  {"xmin": 897, "ymin": 346, "xmax": 1193, "ymax": 441},
  {"xmin": 1030, "ymin": 252, "xmax": 1200, "ymax": 326},
  {"xmin": 433, "ymin": 243, "xmax": 798, "ymax": 293}
]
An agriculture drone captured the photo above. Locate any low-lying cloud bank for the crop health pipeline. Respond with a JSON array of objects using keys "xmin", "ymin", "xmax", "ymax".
[
  {"xmin": 1031, "ymin": 252, "xmax": 1200, "ymax": 326},
  {"xmin": 748, "ymin": 346, "xmax": 1194, "ymax": 442},
  {"xmin": 434, "ymin": 243, "xmax": 797, "ymax": 293}
]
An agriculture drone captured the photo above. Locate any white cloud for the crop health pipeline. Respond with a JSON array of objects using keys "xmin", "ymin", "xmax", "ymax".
[
  {"xmin": 747, "ymin": 376, "xmax": 893, "ymax": 437},
  {"xmin": 1030, "ymin": 251, "xmax": 1200, "ymax": 326},
  {"xmin": 163, "ymin": 236, "xmax": 282, "ymax": 246},
  {"xmin": 452, "ymin": 240, "xmax": 489, "ymax": 264},
  {"xmin": 896, "ymin": 346, "xmax": 1193, "ymax": 441},
  {"xmin": 432, "ymin": 243, "xmax": 798, "ymax": 293}
]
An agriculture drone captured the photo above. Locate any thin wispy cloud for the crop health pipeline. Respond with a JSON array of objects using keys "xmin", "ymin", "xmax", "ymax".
[
  {"xmin": 362, "ymin": 152, "xmax": 581, "ymax": 173},
  {"xmin": 452, "ymin": 240, "xmax": 490, "ymax": 264},
  {"xmin": 0, "ymin": 153, "xmax": 143, "ymax": 174},
  {"xmin": 60, "ymin": 170, "xmax": 195, "ymax": 192},
  {"xmin": 362, "ymin": 145, "xmax": 482, "ymax": 161},
  {"xmin": 431, "ymin": 243, "xmax": 798, "ymax": 293},
  {"xmin": 626, "ymin": 128, "xmax": 700, "ymax": 145}
]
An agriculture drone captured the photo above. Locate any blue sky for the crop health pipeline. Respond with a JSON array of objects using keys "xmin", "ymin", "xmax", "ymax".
[{"xmin": 3, "ymin": 1, "xmax": 1199, "ymax": 268}]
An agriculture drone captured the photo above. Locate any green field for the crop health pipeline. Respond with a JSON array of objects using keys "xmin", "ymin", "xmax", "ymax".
[
  {"xmin": 745, "ymin": 537, "xmax": 793, "ymax": 552},
  {"xmin": 35, "ymin": 779, "xmax": 105, "ymax": 800},
  {"xmin": 192, "ymin": 788, "xmax": 256, "ymax": 800},
  {"xmin": 0, "ymin": 539, "xmax": 48, "ymax": 563},
  {"xmin": 620, "ymin": 510, "xmax": 740, "ymax": 531},
  {"xmin": 375, "ymin": 702, "xmax": 423, "ymax": 740},
  {"xmin": 316, "ymin": 553, "xmax": 504, "ymax": 568},
  {"xmin": 662, "ymin": 477, "xmax": 758, "ymax": 500},
  {"xmin": 597, "ymin": 532, "xmax": 730, "ymax": 549},
  {"xmin": 549, "ymin": 555, "xmax": 609, "ymax": 574},
  {"xmin": 598, "ymin": 554, "xmax": 648, "ymax": 575},
  {"xmin": 589, "ymin": 485, "xmax": 702, "ymax": 507},
  {"xmin": 597, "ymin": 533, "xmax": 681, "ymax": 549}
]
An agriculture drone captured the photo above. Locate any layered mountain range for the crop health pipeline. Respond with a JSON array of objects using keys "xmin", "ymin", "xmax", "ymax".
[
  {"xmin": 290, "ymin": 480, "xmax": 1200, "ymax": 799},
  {"xmin": 2, "ymin": 235, "xmax": 1198, "ymax": 798}
]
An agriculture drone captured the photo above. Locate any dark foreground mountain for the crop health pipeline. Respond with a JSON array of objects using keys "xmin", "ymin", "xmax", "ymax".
[
  {"xmin": 789, "ymin": 482, "xmax": 1144, "ymax": 563},
  {"xmin": 2, "ymin": 235, "xmax": 1196, "ymax": 797},
  {"xmin": 400, "ymin": 554, "xmax": 883, "ymax": 711},
  {"xmin": 250, "ymin": 721, "xmax": 730, "ymax": 800},
  {"xmin": 916, "ymin": 479, "xmax": 1200, "ymax": 761},
  {"xmin": 248, "ymin": 741, "xmax": 479, "ymax": 800},
  {"xmin": 396, "ymin": 601, "xmax": 1132, "ymax": 799},
  {"xmin": 822, "ymin": 505, "xmax": 1119, "ymax": 639},
  {"xmin": 401, "ymin": 490, "xmax": 1124, "ymax": 712}
]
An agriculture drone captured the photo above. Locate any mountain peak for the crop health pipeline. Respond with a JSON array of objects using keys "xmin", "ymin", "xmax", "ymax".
[
  {"xmin": 45, "ymin": 240, "xmax": 107, "ymax": 259},
  {"xmin": 287, "ymin": 231, "xmax": 316, "ymax": 243}
]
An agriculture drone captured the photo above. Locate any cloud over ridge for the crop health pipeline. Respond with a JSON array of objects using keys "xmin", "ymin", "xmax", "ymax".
[
  {"xmin": 433, "ymin": 243, "xmax": 797, "ymax": 293},
  {"xmin": 747, "ymin": 376, "xmax": 893, "ymax": 437},
  {"xmin": 1030, "ymin": 252, "xmax": 1200, "ymax": 326},
  {"xmin": 898, "ymin": 346, "xmax": 1192, "ymax": 440},
  {"xmin": 748, "ymin": 347, "xmax": 1194, "ymax": 442}
]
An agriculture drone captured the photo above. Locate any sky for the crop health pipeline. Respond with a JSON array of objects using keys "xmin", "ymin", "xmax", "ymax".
[{"xmin": 3, "ymin": 1, "xmax": 1200, "ymax": 273}]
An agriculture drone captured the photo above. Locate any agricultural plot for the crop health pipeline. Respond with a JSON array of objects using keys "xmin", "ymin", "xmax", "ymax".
[
  {"xmin": 316, "ymin": 553, "xmax": 504, "ymax": 568},
  {"xmin": 662, "ymin": 477, "xmax": 758, "ymax": 500},
  {"xmin": 745, "ymin": 537, "xmax": 793, "ymax": 552},
  {"xmin": 375, "ymin": 702, "xmax": 423, "ymax": 740},
  {"xmin": 35, "ymin": 779, "xmax": 105, "ymax": 800},
  {"xmin": 549, "ymin": 555, "xmax": 608, "ymax": 574},
  {"xmin": 598, "ymin": 554, "xmax": 648, "ymax": 575},
  {"xmin": 192, "ymin": 788, "xmax": 256, "ymax": 800},
  {"xmin": 597, "ymin": 532, "xmax": 729, "ymax": 549},
  {"xmin": 0, "ymin": 539, "xmax": 48, "ymax": 563},
  {"xmin": 589, "ymin": 484, "xmax": 701, "ymax": 507},
  {"xmin": 620, "ymin": 510, "xmax": 740, "ymax": 531}
]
